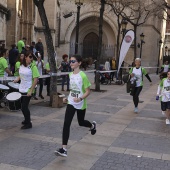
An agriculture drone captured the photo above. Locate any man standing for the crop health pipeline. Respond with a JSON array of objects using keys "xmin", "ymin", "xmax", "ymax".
[
  {"xmin": 9, "ymin": 44, "xmax": 19, "ymax": 74},
  {"xmin": 17, "ymin": 37, "xmax": 27, "ymax": 53},
  {"xmin": 35, "ymin": 38, "xmax": 44, "ymax": 60},
  {"xmin": 160, "ymin": 61, "xmax": 170, "ymax": 73},
  {"xmin": 30, "ymin": 41, "xmax": 37, "ymax": 55}
]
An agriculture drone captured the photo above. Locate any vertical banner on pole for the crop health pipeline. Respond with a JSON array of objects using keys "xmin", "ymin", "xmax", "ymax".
[{"xmin": 118, "ymin": 30, "xmax": 135, "ymax": 73}]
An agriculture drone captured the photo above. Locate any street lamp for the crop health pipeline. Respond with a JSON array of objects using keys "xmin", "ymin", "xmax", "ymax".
[
  {"xmin": 165, "ymin": 46, "xmax": 168, "ymax": 56},
  {"xmin": 139, "ymin": 33, "xmax": 145, "ymax": 58},
  {"xmin": 156, "ymin": 39, "xmax": 163, "ymax": 75},
  {"xmin": 121, "ymin": 19, "xmax": 128, "ymax": 37},
  {"xmin": 75, "ymin": 0, "xmax": 84, "ymax": 54}
]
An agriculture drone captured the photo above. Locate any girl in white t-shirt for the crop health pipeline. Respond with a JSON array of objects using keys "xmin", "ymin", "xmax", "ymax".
[
  {"xmin": 55, "ymin": 55, "xmax": 97, "ymax": 157},
  {"xmin": 156, "ymin": 71, "xmax": 170, "ymax": 125},
  {"xmin": 14, "ymin": 50, "xmax": 40, "ymax": 129}
]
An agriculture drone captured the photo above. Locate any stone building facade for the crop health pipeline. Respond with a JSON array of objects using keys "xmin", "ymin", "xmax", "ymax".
[
  {"xmin": 2, "ymin": 0, "xmax": 60, "ymax": 59},
  {"xmin": 0, "ymin": 0, "xmax": 167, "ymax": 71},
  {"xmin": 0, "ymin": 0, "xmax": 8, "ymax": 45},
  {"xmin": 57, "ymin": 0, "xmax": 167, "ymax": 71}
]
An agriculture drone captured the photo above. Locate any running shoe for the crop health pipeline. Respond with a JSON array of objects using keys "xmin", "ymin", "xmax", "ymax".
[
  {"xmin": 134, "ymin": 107, "xmax": 138, "ymax": 113},
  {"xmin": 166, "ymin": 119, "xmax": 170, "ymax": 125},
  {"xmin": 90, "ymin": 121, "xmax": 97, "ymax": 135},
  {"xmin": 54, "ymin": 148, "xmax": 67, "ymax": 157},
  {"xmin": 162, "ymin": 111, "xmax": 165, "ymax": 116}
]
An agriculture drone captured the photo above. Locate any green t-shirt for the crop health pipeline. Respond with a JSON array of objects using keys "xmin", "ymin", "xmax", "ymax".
[
  {"xmin": 45, "ymin": 62, "xmax": 50, "ymax": 71},
  {"xmin": 14, "ymin": 61, "xmax": 20, "ymax": 76},
  {"xmin": 17, "ymin": 40, "xmax": 25, "ymax": 53},
  {"xmin": 0, "ymin": 57, "xmax": 8, "ymax": 77}
]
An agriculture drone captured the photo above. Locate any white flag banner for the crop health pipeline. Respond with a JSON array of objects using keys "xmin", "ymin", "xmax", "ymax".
[{"xmin": 118, "ymin": 30, "xmax": 135, "ymax": 73}]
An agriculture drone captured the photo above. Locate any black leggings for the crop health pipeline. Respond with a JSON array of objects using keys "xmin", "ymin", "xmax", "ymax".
[
  {"xmin": 21, "ymin": 93, "xmax": 32, "ymax": 124},
  {"xmin": 133, "ymin": 86, "xmax": 142, "ymax": 107},
  {"xmin": 38, "ymin": 78, "xmax": 43, "ymax": 96},
  {"xmin": 62, "ymin": 104, "xmax": 92, "ymax": 145}
]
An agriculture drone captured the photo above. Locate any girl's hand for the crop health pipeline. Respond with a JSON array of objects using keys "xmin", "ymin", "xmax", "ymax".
[
  {"xmin": 150, "ymin": 82, "xmax": 152, "ymax": 86},
  {"xmin": 27, "ymin": 91, "xmax": 32, "ymax": 96},
  {"xmin": 13, "ymin": 80, "xmax": 18, "ymax": 83},
  {"xmin": 63, "ymin": 98, "xmax": 68, "ymax": 103},
  {"xmin": 73, "ymin": 98, "xmax": 81, "ymax": 103}
]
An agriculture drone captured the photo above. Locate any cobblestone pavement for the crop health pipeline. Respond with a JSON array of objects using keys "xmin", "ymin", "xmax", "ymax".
[{"xmin": 0, "ymin": 73, "xmax": 170, "ymax": 170}]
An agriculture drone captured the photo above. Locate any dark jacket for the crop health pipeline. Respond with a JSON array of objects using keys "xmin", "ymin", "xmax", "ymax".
[
  {"xmin": 35, "ymin": 42, "xmax": 44, "ymax": 56},
  {"xmin": 9, "ymin": 48, "xmax": 19, "ymax": 64}
]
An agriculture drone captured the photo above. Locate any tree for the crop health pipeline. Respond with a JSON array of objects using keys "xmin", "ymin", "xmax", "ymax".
[
  {"xmin": 33, "ymin": 0, "xmax": 58, "ymax": 106},
  {"xmin": 107, "ymin": 0, "xmax": 162, "ymax": 59},
  {"xmin": 95, "ymin": 0, "xmax": 105, "ymax": 91}
]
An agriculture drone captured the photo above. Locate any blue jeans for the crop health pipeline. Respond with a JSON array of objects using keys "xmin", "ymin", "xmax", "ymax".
[{"xmin": 61, "ymin": 75, "xmax": 69, "ymax": 90}]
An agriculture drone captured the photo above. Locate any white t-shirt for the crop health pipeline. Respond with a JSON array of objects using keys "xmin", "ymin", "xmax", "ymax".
[
  {"xmin": 131, "ymin": 67, "xmax": 142, "ymax": 87},
  {"xmin": 104, "ymin": 61, "xmax": 110, "ymax": 71},
  {"xmin": 36, "ymin": 61, "xmax": 43, "ymax": 76},
  {"xmin": 19, "ymin": 64, "xmax": 40, "ymax": 93},
  {"xmin": 68, "ymin": 71, "xmax": 91, "ymax": 110},
  {"xmin": 160, "ymin": 78, "xmax": 170, "ymax": 102},
  {"xmin": 19, "ymin": 65, "xmax": 33, "ymax": 93},
  {"xmin": 163, "ymin": 65, "xmax": 169, "ymax": 72}
]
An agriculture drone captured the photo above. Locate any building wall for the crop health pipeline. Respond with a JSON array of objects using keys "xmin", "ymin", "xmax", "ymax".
[
  {"xmin": 57, "ymin": 0, "xmax": 166, "ymax": 73},
  {"xmin": 0, "ymin": 0, "xmax": 7, "ymax": 44},
  {"xmin": 34, "ymin": 0, "xmax": 59, "ymax": 61}
]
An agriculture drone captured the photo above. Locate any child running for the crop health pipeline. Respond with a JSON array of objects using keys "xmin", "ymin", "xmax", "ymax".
[
  {"xmin": 156, "ymin": 71, "xmax": 170, "ymax": 124},
  {"xmin": 55, "ymin": 54, "xmax": 96, "ymax": 157}
]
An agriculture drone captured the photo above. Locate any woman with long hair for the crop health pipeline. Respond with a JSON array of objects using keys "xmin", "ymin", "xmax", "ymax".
[{"xmin": 14, "ymin": 50, "xmax": 40, "ymax": 129}]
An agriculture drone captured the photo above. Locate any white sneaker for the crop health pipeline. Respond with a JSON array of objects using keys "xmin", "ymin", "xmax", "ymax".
[
  {"xmin": 162, "ymin": 111, "xmax": 165, "ymax": 116},
  {"xmin": 166, "ymin": 119, "xmax": 170, "ymax": 125},
  {"xmin": 134, "ymin": 107, "xmax": 138, "ymax": 113}
]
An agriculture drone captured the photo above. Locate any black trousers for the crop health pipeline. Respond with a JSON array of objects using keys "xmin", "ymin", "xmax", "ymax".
[
  {"xmin": 61, "ymin": 75, "xmax": 69, "ymax": 90},
  {"xmin": 62, "ymin": 104, "xmax": 92, "ymax": 145},
  {"xmin": 38, "ymin": 78, "xmax": 43, "ymax": 96},
  {"xmin": 21, "ymin": 93, "xmax": 31, "ymax": 124},
  {"xmin": 46, "ymin": 77, "xmax": 50, "ymax": 95},
  {"xmin": 133, "ymin": 86, "xmax": 142, "ymax": 107}
]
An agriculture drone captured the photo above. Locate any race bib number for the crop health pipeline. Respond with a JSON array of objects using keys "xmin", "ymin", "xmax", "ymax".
[{"xmin": 70, "ymin": 90, "xmax": 80, "ymax": 98}]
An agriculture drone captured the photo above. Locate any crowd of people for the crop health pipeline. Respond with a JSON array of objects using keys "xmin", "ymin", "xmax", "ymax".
[
  {"xmin": 0, "ymin": 38, "xmax": 97, "ymax": 149},
  {"xmin": 2, "ymin": 37, "xmax": 170, "ymax": 157}
]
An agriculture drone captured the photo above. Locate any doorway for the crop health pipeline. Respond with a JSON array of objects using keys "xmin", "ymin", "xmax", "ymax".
[{"xmin": 83, "ymin": 32, "xmax": 99, "ymax": 59}]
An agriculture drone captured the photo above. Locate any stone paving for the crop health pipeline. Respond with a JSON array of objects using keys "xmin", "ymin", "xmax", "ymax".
[{"xmin": 1, "ymin": 73, "xmax": 170, "ymax": 170}]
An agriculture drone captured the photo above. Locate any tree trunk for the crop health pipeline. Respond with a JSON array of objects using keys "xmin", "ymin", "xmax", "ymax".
[
  {"xmin": 33, "ymin": 0, "xmax": 57, "ymax": 106},
  {"xmin": 116, "ymin": 16, "xmax": 121, "ymax": 70},
  {"xmin": 95, "ymin": 0, "xmax": 105, "ymax": 91},
  {"xmin": 134, "ymin": 25, "xmax": 137, "ymax": 59}
]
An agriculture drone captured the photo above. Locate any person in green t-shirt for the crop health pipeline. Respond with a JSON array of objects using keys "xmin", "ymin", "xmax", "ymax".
[
  {"xmin": 55, "ymin": 54, "xmax": 96, "ymax": 157},
  {"xmin": 17, "ymin": 37, "xmax": 26, "ymax": 53},
  {"xmin": 0, "ymin": 49, "xmax": 13, "ymax": 77},
  {"xmin": 14, "ymin": 53, "xmax": 24, "ymax": 77}
]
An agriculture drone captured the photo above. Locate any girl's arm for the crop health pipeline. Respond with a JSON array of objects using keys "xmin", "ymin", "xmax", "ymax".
[
  {"xmin": 13, "ymin": 76, "xmax": 20, "ymax": 83},
  {"xmin": 27, "ymin": 78, "xmax": 38, "ymax": 96},
  {"xmin": 74, "ymin": 87, "xmax": 90, "ymax": 103}
]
